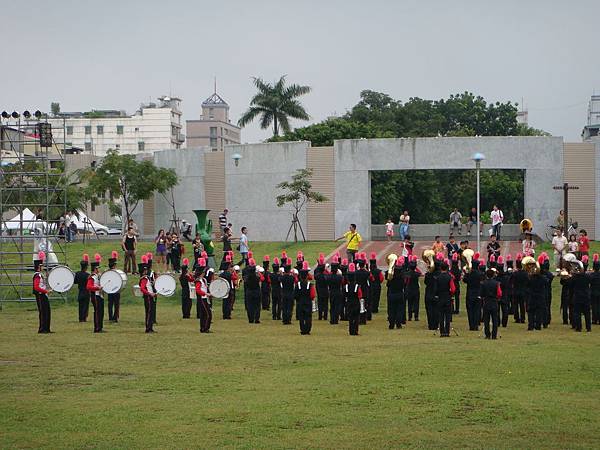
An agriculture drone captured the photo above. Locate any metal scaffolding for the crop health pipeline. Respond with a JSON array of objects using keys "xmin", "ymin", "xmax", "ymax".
[{"xmin": 0, "ymin": 116, "xmax": 68, "ymax": 303}]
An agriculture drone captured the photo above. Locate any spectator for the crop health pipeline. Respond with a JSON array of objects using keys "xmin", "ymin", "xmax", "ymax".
[
  {"xmin": 128, "ymin": 218, "xmax": 140, "ymax": 237},
  {"xmin": 449, "ymin": 208, "xmax": 462, "ymax": 235},
  {"xmin": 552, "ymin": 229, "xmax": 568, "ymax": 269},
  {"xmin": 487, "ymin": 234, "xmax": 501, "ymax": 259},
  {"xmin": 64, "ymin": 211, "xmax": 73, "ymax": 243},
  {"xmin": 219, "ymin": 209, "xmax": 229, "ymax": 233},
  {"xmin": 58, "ymin": 222, "xmax": 66, "ymax": 240},
  {"xmin": 446, "ymin": 235, "xmax": 459, "ymax": 259},
  {"xmin": 165, "ymin": 232, "xmax": 173, "ymax": 272},
  {"xmin": 490, "ymin": 205, "xmax": 504, "ymax": 240},
  {"xmin": 69, "ymin": 221, "xmax": 78, "ymax": 242},
  {"xmin": 222, "ymin": 226, "xmax": 233, "ymax": 254},
  {"xmin": 568, "ymin": 234, "xmax": 579, "ymax": 255},
  {"xmin": 399, "ymin": 211, "xmax": 410, "ymax": 240},
  {"xmin": 432, "ymin": 236, "xmax": 445, "ymax": 254},
  {"xmin": 192, "ymin": 233, "xmax": 204, "ymax": 265},
  {"xmin": 122, "ymin": 226, "xmax": 137, "ymax": 274},
  {"xmin": 401, "ymin": 235, "xmax": 414, "ymax": 257},
  {"xmin": 155, "ymin": 229, "xmax": 167, "ymax": 272},
  {"xmin": 556, "ymin": 210, "xmax": 565, "ymax": 231},
  {"xmin": 578, "ymin": 230, "xmax": 590, "ymax": 260},
  {"xmin": 385, "ymin": 218, "xmax": 394, "ymax": 242},
  {"xmin": 238, "ymin": 226, "xmax": 250, "ymax": 266},
  {"xmin": 466, "ymin": 207, "xmax": 482, "ymax": 236},
  {"xmin": 522, "ymin": 232, "xmax": 536, "ymax": 256},
  {"xmin": 335, "ymin": 223, "xmax": 362, "ymax": 263},
  {"xmin": 181, "ymin": 220, "xmax": 193, "ymax": 242},
  {"xmin": 170, "ymin": 233, "xmax": 182, "ymax": 273}
]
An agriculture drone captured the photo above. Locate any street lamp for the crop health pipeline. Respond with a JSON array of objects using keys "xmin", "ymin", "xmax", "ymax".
[
  {"xmin": 472, "ymin": 152, "xmax": 485, "ymax": 253},
  {"xmin": 231, "ymin": 153, "xmax": 242, "ymax": 167}
]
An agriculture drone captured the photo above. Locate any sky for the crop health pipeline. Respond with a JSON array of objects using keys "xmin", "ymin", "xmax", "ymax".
[{"xmin": 2, "ymin": 0, "xmax": 599, "ymax": 143}]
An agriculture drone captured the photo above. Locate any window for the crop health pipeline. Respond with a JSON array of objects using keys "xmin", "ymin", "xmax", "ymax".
[
  {"xmin": 97, "ymin": 125, "xmax": 103, "ymax": 135},
  {"xmin": 134, "ymin": 127, "xmax": 139, "ymax": 132},
  {"xmin": 210, "ymin": 127, "xmax": 217, "ymax": 137},
  {"xmin": 117, "ymin": 125, "xmax": 124, "ymax": 135},
  {"xmin": 209, "ymin": 108, "xmax": 214, "ymax": 119},
  {"xmin": 85, "ymin": 142, "xmax": 92, "ymax": 151},
  {"xmin": 66, "ymin": 126, "xmax": 73, "ymax": 135},
  {"xmin": 210, "ymin": 137, "xmax": 217, "ymax": 148},
  {"xmin": 138, "ymin": 141, "xmax": 145, "ymax": 151},
  {"xmin": 85, "ymin": 125, "xmax": 92, "ymax": 135}
]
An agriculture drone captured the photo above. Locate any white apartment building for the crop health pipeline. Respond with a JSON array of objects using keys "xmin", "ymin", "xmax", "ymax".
[{"xmin": 48, "ymin": 96, "xmax": 184, "ymax": 156}]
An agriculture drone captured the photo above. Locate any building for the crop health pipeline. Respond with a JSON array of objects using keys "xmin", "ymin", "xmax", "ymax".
[
  {"xmin": 48, "ymin": 96, "xmax": 184, "ymax": 156},
  {"xmin": 582, "ymin": 94, "xmax": 600, "ymax": 141},
  {"xmin": 186, "ymin": 92, "xmax": 241, "ymax": 151}
]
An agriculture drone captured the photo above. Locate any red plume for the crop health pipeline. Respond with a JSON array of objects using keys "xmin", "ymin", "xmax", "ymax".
[
  {"xmin": 318, "ymin": 256, "xmax": 325, "ymax": 265},
  {"xmin": 506, "ymin": 254, "xmax": 512, "ymax": 261},
  {"xmin": 111, "ymin": 250, "xmax": 118, "ymax": 259},
  {"xmin": 342, "ymin": 258, "xmax": 348, "ymax": 266},
  {"xmin": 582, "ymin": 255, "xmax": 589, "ymax": 264},
  {"xmin": 302, "ymin": 261, "xmax": 309, "ymax": 270},
  {"xmin": 516, "ymin": 253, "xmax": 523, "ymax": 260},
  {"xmin": 498, "ymin": 256, "xmax": 504, "ymax": 264},
  {"xmin": 263, "ymin": 255, "xmax": 270, "ymax": 261},
  {"xmin": 273, "ymin": 257, "xmax": 280, "ymax": 265},
  {"xmin": 297, "ymin": 251, "xmax": 303, "ymax": 259},
  {"xmin": 335, "ymin": 252, "xmax": 341, "ymax": 259},
  {"xmin": 319, "ymin": 252, "xmax": 325, "ymax": 259},
  {"xmin": 537, "ymin": 255, "xmax": 545, "ymax": 265},
  {"xmin": 490, "ymin": 255, "xmax": 496, "ymax": 262},
  {"xmin": 201, "ymin": 251, "xmax": 208, "ymax": 258},
  {"xmin": 83, "ymin": 253, "xmax": 89, "ymax": 262},
  {"xmin": 248, "ymin": 258, "xmax": 256, "ymax": 266},
  {"xmin": 38, "ymin": 251, "xmax": 46, "ymax": 261},
  {"xmin": 452, "ymin": 253, "xmax": 458, "ymax": 261},
  {"xmin": 370, "ymin": 252, "xmax": 377, "ymax": 260},
  {"xmin": 398, "ymin": 256, "xmax": 405, "ymax": 266},
  {"xmin": 348, "ymin": 263, "xmax": 356, "ymax": 272},
  {"xmin": 474, "ymin": 252, "xmax": 480, "ymax": 260},
  {"xmin": 141, "ymin": 255, "xmax": 148, "ymax": 264},
  {"xmin": 225, "ymin": 254, "xmax": 232, "ymax": 262},
  {"xmin": 436, "ymin": 252, "xmax": 444, "ymax": 261},
  {"xmin": 182, "ymin": 258, "xmax": 189, "ymax": 265},
  {"xmin": 444, "ymin": 258, "xmax": 450, "ymax": 266},
  {"xmin": 94, "ymin": 253, "xmax": 101, "ymax": 262},
  {"xmin": 146, "ymin": 252, "xmax": 153, "ymax": 260},
  {"xmin": 281, "ymin": 251, "xmax": 287, "ymax": 258},
  {"xmin": 594, "ymin": 253, "xmax": 599, "ymax": 263}
]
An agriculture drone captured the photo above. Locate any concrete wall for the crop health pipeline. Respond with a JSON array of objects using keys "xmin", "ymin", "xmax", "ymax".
[
  {"xmin": 224, "ymin": 141, "xmax": 310, "ymax": 241},
  {"xmin": 334, "ymin": 137, "xmax": 563, "ymax": 239}
]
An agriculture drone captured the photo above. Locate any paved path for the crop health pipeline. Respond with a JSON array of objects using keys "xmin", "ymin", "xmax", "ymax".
[{"xmin": 325, "ymin": 240, "xmax": 525, "ymax": 268}]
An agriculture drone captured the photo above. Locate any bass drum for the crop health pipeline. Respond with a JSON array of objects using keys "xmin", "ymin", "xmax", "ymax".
[
  {"xmin": 209, "ymin": 277, "xmax": 230, "ymax": 299},
  {"xmin": 48, "ymin": 265, "xmax": 74, "ymax": 293},
  {"xmin": 155, "ymin": 274, "xmax": 176, "ymax": 296},
  {"xmin": 100, "ymin": 269, "xmax": 128, "ymax": 294}
]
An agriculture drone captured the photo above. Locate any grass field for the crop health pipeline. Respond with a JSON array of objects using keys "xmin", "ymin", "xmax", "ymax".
[{"xmin": 2, "ymin": 240, "xmax": 600, "ymax": 449}]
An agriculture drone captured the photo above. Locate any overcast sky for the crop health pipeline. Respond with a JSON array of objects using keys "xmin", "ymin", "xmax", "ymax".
[{"xmin": 2, "ymin": 0, "xmax": 599, "ymax": 143}]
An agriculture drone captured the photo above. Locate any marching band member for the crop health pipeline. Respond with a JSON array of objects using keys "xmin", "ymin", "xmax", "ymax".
[
  {"xmin": 512, "ymin": 254, "xmax": 529, "ymax": 324},
  {"xmin": 33, "ymin": 251, "xmax": 52, "ymax": 333},
  {"xmin": 450, "ymin": 253, "xmax": 462, "ymax": 314},
  {"xmin": 424, "ymin": 256, "xmax": 439, "ymax": 330},
  {"xmin": 345, "ymin": 263, "xmax": 363, "ymax": 335},
  {"xmin": 481, "ymin": 266, "xmax": 502, "ymax": 339},
  {"xmin": 314, "ymin": 254, "xmax": 330, "ymax": 321},
  {"xmin": 405, "ymin": 255, "xmax": 421, "ymax": 321},
  {"xmin": 194, "ymin": 258, "xmax": 207, "ymax": 320},
  {"xmin": 497, "ymin": 256, "xmax": 512, "ymax": 328},
  {"xmin": 107, "ymin": 251, "xmax": 120, "ymax": 323},
  {"xmin": 540, "ymin": 253, "xmax": 554, "ymax": 328},
  {"xmin": 463, "ymin": 253, "xmax": 483, "ymax": 331},
  {"xmin": 590, "ymin": 254, "xmax": 600, "ymax": 325},
  {"xmin": 146, "ymin": 253, "xmax": 158, "ymax": 325},
  {"xmin": 571, "ymin": 255, "xmax": 591, "ymax": 332},
  {"xmin": 74, "ymin": 254, "xmax": 90, "ymax": 322},
  {"xmin": 339, "ymin": 258, "xmax": 349, "ymax": 321},
  {"xmin": 195, "ymin": 258, "xmax": 212, "ymax": 333},
  {"xmin": 179, "ymin": 258, "xmax": 193, "ymax": 319},
  {"xmin": 244, "ymin": 258, "xmax": 263, "ymax": 324},
  {"xmin": 220, "ymin": 255, "xmax": 237, "ymax": 320},
  {"xmin": 139, "ymin": 256, "xmax": 156, "ymax": 333},
  {"xmin": 435, "ymin": 259, "xmax": 456, "ymax": 337},
  {"xmin": 369, "ymin": 252, "xmax": 384, "ymax": 314},
  {"xmin": 294, "ymin": 261, "xmax": 316, "ymax": 335},
  {"xmin": 86, "ymin": 254, "xmax": 104, "ymax": 333},
  {"xmin": 261, "ymin": 255, "xmax": 271, "ymax": 311},
  {"xmin": 386, "ymin": 257, "xmax": 404, "ymax": 329},
  {"xmin": 280, "ymin": 259, "xmax": 296, "ymax": 325},
  {"xmin": 355, "ymin": 253, "xmax": 371, "ymax": 323},
  {"xmin": 328, "ymin": 257, "xmax": 344, "ymax": 325},
  {"xmin": 269, "ymin": 257, "xmax": 282, "ymax": 320},
  {"xmin": 527, "ymin": 256, "xmax": 547, "ymax": 331}
]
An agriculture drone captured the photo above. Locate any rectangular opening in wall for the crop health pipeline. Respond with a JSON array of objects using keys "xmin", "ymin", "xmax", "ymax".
[{"xmin": 370, "ymin": 169, "xmax": 525, "ymax": 224}]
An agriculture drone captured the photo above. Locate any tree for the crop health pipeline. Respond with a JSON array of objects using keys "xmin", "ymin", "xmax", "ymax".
[
  {"xmin": 50, "ymin": 102, "xmax": 60, "ymax": 117},
  {"xmin": 82, "ymin": 149, "xmax": 178, "ymax": 227},
  {"xmin": 238, "ymin": 76, "xmax": 311, "ymax": 137},
  {"xmin": 275, "ymin": 169, "xmax": 327, "ymax": 242}
]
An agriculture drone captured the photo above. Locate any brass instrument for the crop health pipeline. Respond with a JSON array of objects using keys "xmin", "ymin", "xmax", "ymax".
[
  {"xmin": 560, "ymin": 253, "xmax": 583, "ymax": 278},
  {"xmin": 520, "ymin": 218, "xmax": 533, "ymax": 234},
  {"xmin": 521, "ymin": 255, "xmax": 540, "ymax": 275},
  {"xmin": 461, "ymin": 249, "xmax": 474, "ymax": 273},
  {"xmin": 422, "ymin": 249, "xmax": 436, "ymax": 273},
  {"xmin": 386, "ymin": 253, "xmax": 398, "ymax": 280}
]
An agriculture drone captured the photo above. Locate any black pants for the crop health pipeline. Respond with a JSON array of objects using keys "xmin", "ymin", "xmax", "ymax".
[
  {"xmin": 544, "ymin": 295, "xmax": 552, "ymax": 327},
  {"xmin": 281, "ymin": 293, "xmax": 294, "ymax": 324},
  {"xmin": 562, "ymin": 300, "xmax": 574, "ymax": 326},
  {"xmin": 513, "ymin": 292, "xmax": 527, "ymax": 323},
  {"xmin": 387, "ymin": 293, "xmax": 403, "ymax": 328},
  {"xmin": 330, "ymin": 292, "xmax": 342, "ymax": 324},
  {"xmin": 36, "ymin": 294, "xmax": 51, "ymax": 333},
  {"xmin": 199, "ymin": 298, "xmax": 212, "ymax": 332},
  {"xmin": 246, "ymin": 289, "xmax": 261, "ymax": 323},
  {"xmin": 573, "ymin": 302, "xmax": 591, "ymax": 331},
  {"xmin": 77, "ymin": 292, "xmax": 89, "ymax": 322},
  {"xmin": 297, "ymin": 304, "xmax": 312, "ymax": 334},
  {"xmin": 438, "ymin": 301, "xmax": 452, "ymax": 336},
  {"xmin": 466, "ymin": 297, "xmax": 480, "ymax": 330},
  {"xmin": 108, "ymin": 293, "xmax": 120, "ymax": 322},
  {"xmin": 407, "ymin": 292, "xmax": 419, "ymax": 320},
  {"xmin": 592, "ymin": 294, "xmax": 600, "ymax": 324},
  {"xmin": 91, "ymin": 295, "xmax": 104, "ymax": 333},
  {"xmin": 453, "ymin": 288, "xmax": 460, "ymax": 314},
  {"xmin": 222, "ymin": 293, "xmax": 233, "ymax": 319},
  {"xmin": 425, "ymin": 297, "xmax": 438, "ymax": 330},
  {"xmin": 483, "ymin": 302, "xmax": 499, "ymax": 338},
  {"xmin": 348, "ymin": 309, "xmax": 360, "ymax": 335},
  {"xmin": 370, "ymin": 285, "xmax": 381, "ymax": 313},
  {"xmin": 499, "ymin": 301, "xmax": 510, "ymax": 328},
  {"xmin": 317, "ymin": 292, "xmax": 329, "ymax": 320},
  {"xmin": 528, "ymin": 297, "xmax": 543, "ymax": 330},
  {"xmin": 151, "ymin": 298, "xmax": 157, "ymax": 324},
  {"xmin": 182, "ymin": 294, "xmax": 192, "ymax": 318},
  {"xmin": 171, "ymin": 254, "xmax": 181, "ymax": 272},
  {"xmin": 261, "ymin": 289, "xmax": 271, "ymax": 310},
  {"xmin": 144, "ymin": 295, "xmax": 154, "ymax": 332},
  {"xmin": 271, "ymin": 293, "xmax": 281, "ymax": 320}
]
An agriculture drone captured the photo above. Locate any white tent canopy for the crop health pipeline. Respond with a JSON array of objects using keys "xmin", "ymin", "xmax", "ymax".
[
  {"xmin": 3, "ymin": 208, "xmax": 47, "ymax": 230},
  {"xmin": 71, "ymin": 210, "xmax": 109, "ymax": 233}
]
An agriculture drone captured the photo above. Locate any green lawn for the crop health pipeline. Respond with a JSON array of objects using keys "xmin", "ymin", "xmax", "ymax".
[{"xmin": 1, "ymin": 240, "xmax": 600, "ymax": 449}]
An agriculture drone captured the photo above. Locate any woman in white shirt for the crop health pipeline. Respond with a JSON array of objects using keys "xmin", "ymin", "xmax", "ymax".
[
  {"xmin": 490, "ymin": 205, "xmax": 504, "ymax": 240},
  {"xmin": 399, "ymin": 210, "xmax": 410, "ymax": 241},
  {"xmin": 522, "ymin": 232, "xmax": 536, "ymax": 256}
]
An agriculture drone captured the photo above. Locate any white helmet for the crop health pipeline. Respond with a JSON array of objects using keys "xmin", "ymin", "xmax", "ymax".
[{"xmin": 233, "ymin": 265, "xmax": 240, "ymax": 271}]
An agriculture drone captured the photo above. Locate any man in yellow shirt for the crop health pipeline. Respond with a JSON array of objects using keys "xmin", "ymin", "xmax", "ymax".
[{"xmin": 336, "ymin": 223, "xmax": 362, "ymax": 263}]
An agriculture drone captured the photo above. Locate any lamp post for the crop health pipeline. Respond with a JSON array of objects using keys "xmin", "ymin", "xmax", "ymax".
[
  {"xmin": 231, "ymin": 153, "xmax": 242, "ymax": 167},
  {"xmin": 472, "ymin": 152, "xmax": 485, "ymax": 253}
]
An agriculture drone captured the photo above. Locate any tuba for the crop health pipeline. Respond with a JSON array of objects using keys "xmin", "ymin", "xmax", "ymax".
[
  {"xmin": 521, "ymin": 255, "xmax": 540, "ymax": 275},
  {"xmin": 560, "ymin": 253, "xmax": 583, "ymax": 279},
  {"xmin": 386, "ymin": 253, "xmax": 398, "ymax": 280},
  {"xmin": 520, "ymin": 218, "xmax": 533, "ymax": 234},
  {"xmin": 461, "ymin": 249, "xmax": 474, "ymax": 273},
  {"xmin": 422, "ymin": 249, "xmax": 436, "ymax": 273}
]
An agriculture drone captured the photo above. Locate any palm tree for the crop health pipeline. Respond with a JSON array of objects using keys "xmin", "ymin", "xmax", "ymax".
[{"xmin": 238, "ymin": 76, "xmax": 311, "ymax": 136}]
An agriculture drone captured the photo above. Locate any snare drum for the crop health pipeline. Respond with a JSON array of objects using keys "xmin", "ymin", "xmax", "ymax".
[
  {"xmin": 132, "ymin": 284, "xmax": 143, "ymax": 297},
  {"xmin": 188, "ymin": 282, "xmax": 197, "ymax": 300},
  {"xmin": 208, "ymin": 277, "xmax": 230, "ymax": 299},
  {"xmin": 48, "ymin": 265, "xmax": 75, "ymax": 293},
  {"xmin": 100, "ymin": 269, "xmax": 128, "ymax": 294},
  {"xmin": 155, "ymin": 274, "xmax": 176, "ymax": 296}
]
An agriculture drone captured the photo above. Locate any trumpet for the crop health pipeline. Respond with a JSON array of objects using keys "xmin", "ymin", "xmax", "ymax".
[
  {"xmin": 422, "ymin": 249, "xmax": 435, "ymax": 272},
  {"xmin": 386, "ymin": 253, "xmax": 398, "ymax": 280},
  {"xmin": 462, "ymin": 249, "xmax": 474, "ymax": 273}
]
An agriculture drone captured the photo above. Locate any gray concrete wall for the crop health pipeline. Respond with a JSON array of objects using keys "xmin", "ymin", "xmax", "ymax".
[
  {"xmin": 224, "ymin": 141, "xmax": 310, "ymax": 241},
  {"xmin": 334, "ymin": 137, "xmax": 563, "ymax": 239}
]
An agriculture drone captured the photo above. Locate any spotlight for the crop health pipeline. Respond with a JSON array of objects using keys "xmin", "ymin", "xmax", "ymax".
[
  {"xmin": 11, "ymin": 111, "xmax": 19, "ymax": 119},
  {"xmin": 1, "ymin": 111, "xmax": 9, "ymax": 119},
  {"xmin": 34, "ymin": 110, "xmax": 42, "ymax": 119},
  {"xmin": 23, "ymin": 110, "xmax": 31, "ymax": 119},
  {"xmin": 37, "ymin": 122, "xmax": 53, "ymax": 147}
]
